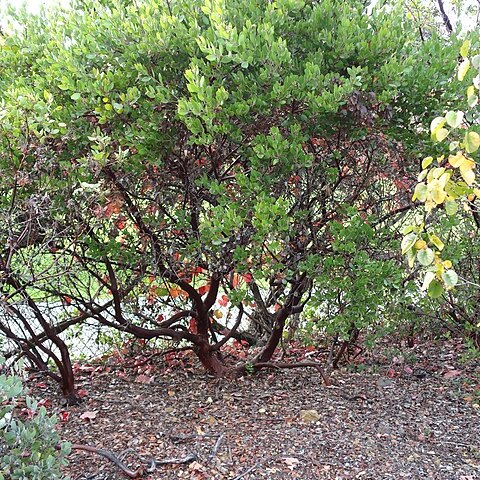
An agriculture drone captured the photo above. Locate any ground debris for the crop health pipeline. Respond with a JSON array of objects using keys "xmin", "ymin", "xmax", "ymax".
[{"xmin": 34, "ymin": 339, "xmax": 480, "ymax": 479}]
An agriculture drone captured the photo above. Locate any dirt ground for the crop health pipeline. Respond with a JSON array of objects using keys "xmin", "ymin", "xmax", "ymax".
[{"xmin": 29, "ymin": 339, "xmax": 480, "ymax": 480}]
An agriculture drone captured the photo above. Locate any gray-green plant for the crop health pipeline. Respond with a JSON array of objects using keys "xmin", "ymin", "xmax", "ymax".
[{"xmin": 0, "ymin": 365, "xmax": 70, "ymax": 480}]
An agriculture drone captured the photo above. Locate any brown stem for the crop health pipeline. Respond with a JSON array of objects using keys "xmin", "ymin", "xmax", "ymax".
[
  {"xmin": 211, "ymin": 305, "xmax": 244, "ymax": 351},
  {"xmin": 255, "ymin": 307, "xmax": 290, "ymax": 363},
  {"xmin": 436, "ymin": 0, "xmax": 454, "ymax": 33},
  {"xmin": 194, "ymin": 337, "xmax": 226, "ymax": 376}
]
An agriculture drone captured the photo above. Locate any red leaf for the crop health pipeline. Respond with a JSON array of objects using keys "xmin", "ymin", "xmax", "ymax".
[
  {"xmin": 243, "ymin": 273, "xmax": 253, "ymax": 283},
  {"xmin": 59, "ymin": 410, "xmax": 70, "ymax": 422},
  {"xmin": 116, "ymin": 218, "xmax": 126, "ymax": 230},
  {"xmin": 198, "ymin": 284, "xmax": 210, "ymax": 295},
  {"xmin": 77, "ymin": 389, "xmax": 88, "ymax": 398},
  {"xmin": 218, "ymin": 295, "xmax": 229, "ymax": 307}
]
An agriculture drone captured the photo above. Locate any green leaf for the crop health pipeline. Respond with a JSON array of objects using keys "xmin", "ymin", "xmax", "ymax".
[
  {"xmin": 467, "ymin": 94, "xmax": 478, "ymax": 108},
  {"xmin": 464, "ymin": 131, "xmax": 480, "ymax": 153},
  {"xmin": 442, "ymin": 270, "xmax": 458, "ymax": 288},
  {"xmin": 412, "ymin": 182, "xmax": 427, "ymax": 202},
  {"xmin": 472, "ymin": 54, "xmax": 480, "ymax": 69},
  {"xmin": 445, "ymin": 110, "xmax": 464, "ymax": 129},
  {"xmin": 458, "ymin": 58, "xmax": 470, "ymax": 81},
  {"xmin": 70, "ymin": 92, "xmax": 81, "ymax": 101},
  {"xmin": 417, "ymin": 248, "xmax": 434, "ymax": 266},
  {"xmin": 444, "ymin": 200, "xmax": 458, "ymax": 216},
  {"xmin": 401, "ymin": 233, "xmax": 417, "ymax": 255},
  {"xmin": 428, "ymin": 279, "xmax": 444, "ymax": 298},
  {"xmin": 421, "ymin": 271, "xmax": 435, "ymax": 291}
]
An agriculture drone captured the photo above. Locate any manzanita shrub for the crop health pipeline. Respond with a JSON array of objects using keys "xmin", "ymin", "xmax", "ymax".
[
  {"xmin": 0, "ymin": 0, "xmax": 464, "ymax": 397},
  {"xmin": 0, "ymin": 363, "xmax": 70, "ymax": 479}
]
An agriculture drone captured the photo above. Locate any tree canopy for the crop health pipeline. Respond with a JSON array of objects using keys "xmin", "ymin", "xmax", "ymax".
[{"xmin": 0, "ymin": 0, "xmax": 476, "ymax": 401}]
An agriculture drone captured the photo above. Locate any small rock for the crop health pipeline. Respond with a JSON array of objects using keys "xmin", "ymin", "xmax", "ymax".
[
  {"xmin": 413, "ymin": 368, "xmax": 427, "ymax": 379},
  {"xmin": 300, "ymin": 409, "xmax": 320, "ymax": 422},
  {"xmin": 377, "ymin": 377, "xmax": 394, "ymax": 388}
]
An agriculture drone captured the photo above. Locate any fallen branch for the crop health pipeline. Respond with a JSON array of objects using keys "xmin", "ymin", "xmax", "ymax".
[
  {"xmin": 170, "ymin": 432, "xmax": 220, "ymax": 443},
  {"xmin": 232, "ymin": 462, "xmax": 262, "ymax": 480},
  {"xmin": 209, "ymin": 433, "xmax": 224, "ymax": 459},
  {"xmin": 71, "ymin": 444, "xmax": 143, "ymax": 478},
  {"xmin": 253, "ymin": 361, "xmax": 331, "ymax": 386},
  {"xmin": 151, "ymin": 453, "xmax": 198, "ymax": 466},
  {"xmin": 71, "ymin": 445, "xmax": 198, "ymax": 478}
]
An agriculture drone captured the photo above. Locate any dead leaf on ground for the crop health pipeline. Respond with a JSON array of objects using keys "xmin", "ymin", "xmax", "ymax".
[
  {"xmin": 283, "ymin": 457, "xmax": 300, "ymax": 470},
  {"xmin": 80, "ymin": 411, "xmax": 97, "ymax": 421},
  {"xmin": 444, "ymin": 370, "xmax": 463, "ymax": 378},
  {"xmin": 135, "ymin": 374, "xmax": 154, "ymax": 384}
]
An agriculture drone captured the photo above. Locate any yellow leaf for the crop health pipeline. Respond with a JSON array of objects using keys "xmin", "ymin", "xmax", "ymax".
[
  {"xmin": 433, "ymin": 128, "xmax": 449, "ymax": 142},
  {"xmin": 464, "ymin": 131, "xmax": 480, "ymax": 154},
  {"xmin": 443, "ymin": 260, "xmax": 452, "ymax": 269},
  {"xmin": 448, "ymin": 151, "xmax": 467, "ymax": 168},
  {"xmin": 428, "ymin": 180, "xmax": 447, "ymax": 204},
  {"xmin": 460, "ymin": 39, "xmax": 471, "ymax": 58},
  {"xmin": 412, "ymin": 182, "xmax": 427, "ymax": 202},
  {"xmin": 460, "ymin": 168, "xmax": 475, "ymax": 185},
  {"xmin": 422, "ymin": 156, "xmax": 433, "ymax": 169},
  {"xmin": 415, "ymin": 240, "xmax": 427, "ymax": 250},
  {"xmin": 438, "ymin": 171, "xmax": 451, "ymax": 188},
  {"xmin": 431, "ymin": 167, "xmax": 445, "ymax": 179},
  {"xmin": 425, "ymin": 198, "xmax": 435, "ymax": 212},
  {"xmin": 459, "ymin": 158, "xmax": 475, "ymax": 172},
  {"xmin": 429, "ymin": 234, "xmax": 445, "ymax": 251},
  {"xmin": 435, "ymin": 263, "xmax": 445, "ymax": 277},
  {"xmin": 458, "ymin": 58, "xmax": 470, "ymax": 81},
  {"xmin": 430, "ymin": 116, "xmax": 446, "ymax": 134}
]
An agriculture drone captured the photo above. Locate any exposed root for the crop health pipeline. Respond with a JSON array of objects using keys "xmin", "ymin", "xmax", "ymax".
[
  {"xmin": 252, "ymin": 361, "xmax": 331, "ymax": 386},
  {"xmin": 71, "ymin": 444, "xmax": 143, "ymax": 478},
  {"xmin": 71, "ymin": 444, "xmax": 198, "ymax": 478}
]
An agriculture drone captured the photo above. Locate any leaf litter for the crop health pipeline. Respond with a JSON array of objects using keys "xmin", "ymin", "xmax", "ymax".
[{"xmin": 29, "ymin": 339, "xmax": 480, "ymax": 479}]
